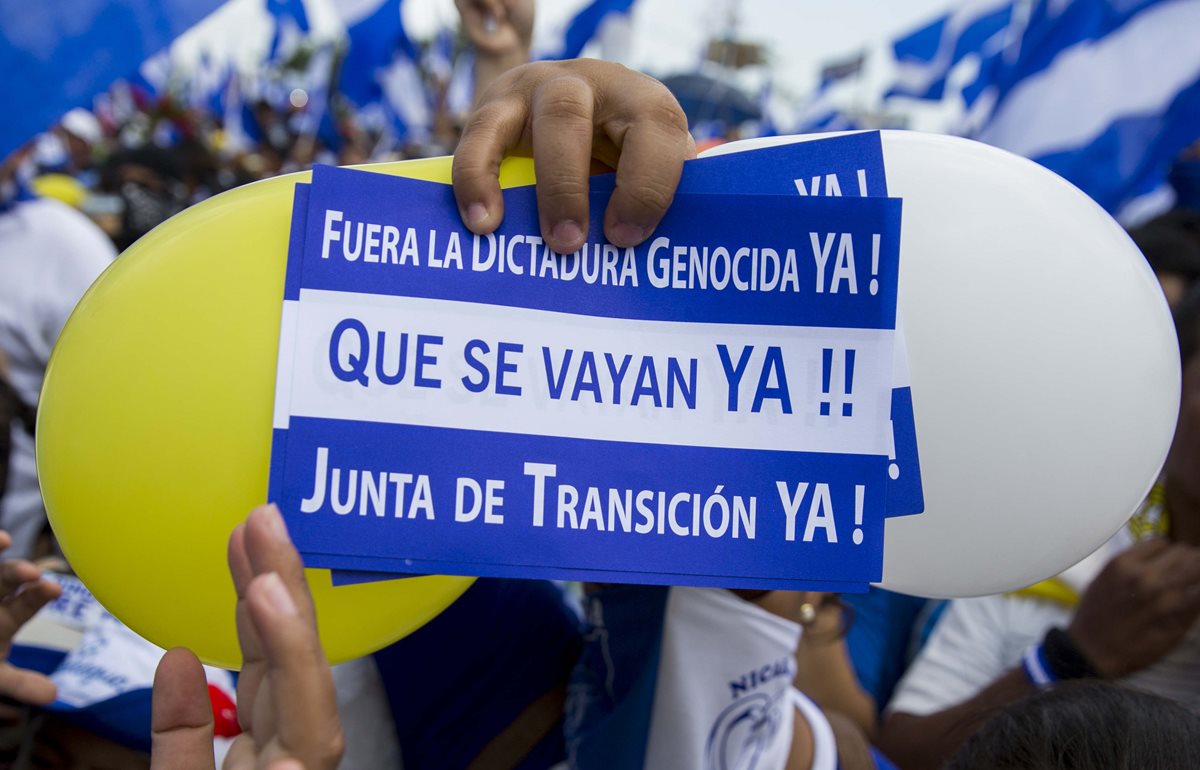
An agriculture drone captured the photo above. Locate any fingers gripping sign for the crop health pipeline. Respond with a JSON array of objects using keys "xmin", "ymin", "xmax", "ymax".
[
  {"xmin": 452, "ymin": 60, "xmax": 696, "ymax": 255},
  {"xmin": 151, "ymin": 505, "xmax": 344, "ymax": 770}
]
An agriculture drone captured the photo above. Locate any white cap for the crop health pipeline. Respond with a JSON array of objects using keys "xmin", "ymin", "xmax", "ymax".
[{"xmin": 60, "ymin": 108, "xmax": 103, "ymax": 145}]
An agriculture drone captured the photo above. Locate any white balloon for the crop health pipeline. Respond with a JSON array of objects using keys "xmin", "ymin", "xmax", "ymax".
[{"xmin": 704, "ymin": 132, "xmax": 1180, "ymax": 597}]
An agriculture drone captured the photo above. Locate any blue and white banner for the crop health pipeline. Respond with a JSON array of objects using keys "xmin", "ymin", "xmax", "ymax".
[
  {"xmin": 886, "ymin": 0, "xmax": 1014, "ymax": 102},
  {"xmin": 538, "ymin": 0, "xmax": 636, "ymax": 61},
  {"xmin": 266, "ymin": 0, "xmax": 310, "ymax": 61},
  {"xmin": 333, "ymin": 0, "xmax": 429, "ymax": 141},
  {"xmin": 269, "ymin": 156, "xmax": 905, "ymax": 589},
  {"xmin": 0, "ymin": 0, "xmax": 227, "ymax": 159},
  {"xmin": 970, "ymin": 0, "xmax": 1200, "ymax": 215}
]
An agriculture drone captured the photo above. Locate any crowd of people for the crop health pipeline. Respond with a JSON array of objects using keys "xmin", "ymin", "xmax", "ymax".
[{"xmin": 3, "ymin": 1, "xmax": 1200, "ymax": 768}]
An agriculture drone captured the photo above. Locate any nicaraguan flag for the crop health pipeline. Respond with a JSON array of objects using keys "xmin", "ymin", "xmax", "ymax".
[
  {"xmin": 334, "ymin": 0, "xmax": 429, "ymax": 140},
  {"xmin": 819, "ymin": 53, "xmax": 866, "ymax": 89},
  {"xmin": 971, "ymin": 0, "xmax": 1200, "ymax": 216},
  {"xmin": 267, "ymin": 0, "xmax": 311, "ymax": 61},
  {"xmin": 540, "ymin": 0, "xmax": 636, "ymax": 61},
  {"xmin": 189, "ymin": 51, "xmax": 229, "ymax": 112},
  {"xmin": 0, "ymin": 0, "xmax": 227, "ymax": 159},
  {"xmin": 445, "ymin": 50, "xmax": 475, "ymax": 119},
  {"xmin": 792, "ymin": 81, "xmax": 860, "ymax": 135},
  {"xmin": 424, "ymin": 26, "xmax": 454, "ymax": 83},
  {"xmin": 886, "ymin": 0, "xmax": 1014, "ymax": 102}
]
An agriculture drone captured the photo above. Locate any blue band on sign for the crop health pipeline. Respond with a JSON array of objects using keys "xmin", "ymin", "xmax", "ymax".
[{"xmin": 301, "ymin": 165, "xmax": 903, "ymax": 331}]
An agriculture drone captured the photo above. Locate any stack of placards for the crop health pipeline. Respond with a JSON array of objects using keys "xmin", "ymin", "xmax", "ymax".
[{"xmin": 268, "ymin": 131, "xmax": 922, "ymax": 592}]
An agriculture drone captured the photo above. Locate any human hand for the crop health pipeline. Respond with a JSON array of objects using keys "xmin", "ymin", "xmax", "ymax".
[
  {"xmin": 453, "ymin": 59, "xmax": 695, "ymax": 254},
  {"xmin": 1068, "ymin": 537, "xmax": 1200, "ymax": 678},
  {"xmin": 0, "ymin": 530, "xmax": 61, "ymax": 708},
  {"xmin": 150, "ymin": 504, "xmax": 343, "ymax": 769},
  {"xmin": 455, "ymin": 0, "xmax": 534, "ymax": 58}
]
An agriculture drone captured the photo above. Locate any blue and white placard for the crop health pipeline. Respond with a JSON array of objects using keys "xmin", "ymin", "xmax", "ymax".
[{"xmin": 269, "ymin": 162, "xmax": 904, "ymax": 589}]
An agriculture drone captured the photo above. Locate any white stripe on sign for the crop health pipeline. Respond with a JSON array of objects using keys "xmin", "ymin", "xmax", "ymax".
[
  {"xmin": 283, "ymin": 290, "xmax": 895, "ymax": 456},
  {"xmin": 273, "ymin": 300, "xmax": 300, "ymax": 430},
  {"xmin": 977, "ymin": 0, "xmax": 1200, "ymax": 160}
]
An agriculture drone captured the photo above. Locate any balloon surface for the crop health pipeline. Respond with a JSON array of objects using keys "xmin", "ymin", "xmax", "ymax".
[
  {"xmin": 706, "ymin": 132, "xmax": 1180, "ymax": 597},
  {"xmin": 38, "ymin": 156, "xmax": 536, "ymax": 668}
]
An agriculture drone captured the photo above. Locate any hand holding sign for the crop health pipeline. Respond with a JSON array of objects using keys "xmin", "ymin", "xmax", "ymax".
[{"xmin": 453, "ymin": 59, "xmax": 695, "ymax": 253}]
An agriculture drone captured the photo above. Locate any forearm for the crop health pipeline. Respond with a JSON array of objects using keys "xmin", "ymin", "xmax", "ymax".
[
  {"xmin": 473, "ymin": 49, "xmax": 529, "ymax": 105},
  {"xmin": 796, "ymin": 642, "xmax": 877, "ymax": 738},
  {"xmin": 876, "ymin": 668, "xmax": 1032, "ymax": 770}
]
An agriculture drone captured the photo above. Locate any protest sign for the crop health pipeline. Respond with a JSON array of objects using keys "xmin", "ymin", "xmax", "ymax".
[{"xmin": 269, "ymin": 164, "xmax": 904, "ymax": 588}]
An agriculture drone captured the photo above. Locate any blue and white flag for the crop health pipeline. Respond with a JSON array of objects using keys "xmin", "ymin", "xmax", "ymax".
[
  {"xmin": 886, "ymin": 0, "xmax": 1014, "ymax": 102},
  {"xmin": 189, "ymin": 51, "xmax": 229, "ymax": 112},
  {"xmin": 445, "ymin": 50, "xmax": 476, "ymax": 120},
  {"xmin": 132, "ymin": 50, "xmax": 172, "ymax": 99},
  {"xmin": 334, "ymin": 0, "xmax": 429, "ymax": 141},
  {"xmin": 266, "ymin": 0, "xmax": 311, "ymax": 61},
  {"xmin": 424, "ymin": 26, "xmax": 455, "ymax": 83},
  {"xmin": 820, "ymin": 53, "xmax": 866, "ymax": 89},
  {"xmin": 792, "ymin": 83, "xmax": 860, "ymax": 135},
  {"xmin": 971, "ymin": 0, "xmax": 1200, "ymax": 215},
  {"xmin": 378, "ymin": 54, "xmax": 431, "ymax": 143},
  {"xmin": 540, "ymin": 0, "xmax": 636, "ymax": 61},
  {"xmin": 0, "ymin": 0, "xmax": 227, "ymax": 159}
]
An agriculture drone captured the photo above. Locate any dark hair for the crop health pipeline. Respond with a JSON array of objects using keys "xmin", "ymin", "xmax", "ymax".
[
  {"xmin": 945, "ymin": 681, "xmax": 1200, "ymax": 770},
  {"xmin": 1173, "ymin": 280, "xmax": 1200, "ymax": 364},
  {"xmin": 1131, "ymin": 211, "xmax": 1200, "ymax": 278}
]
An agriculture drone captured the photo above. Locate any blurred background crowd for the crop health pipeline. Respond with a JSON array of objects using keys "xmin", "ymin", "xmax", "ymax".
[
  {"xmin": 6, "ymin": 0, "xmax": 1200, "ymax": 251},
  {"xmin": 3, "ymin": 0, "xmax": 1200, "ymax": 768}
]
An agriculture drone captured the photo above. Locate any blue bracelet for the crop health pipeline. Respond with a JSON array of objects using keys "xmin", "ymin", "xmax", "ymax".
[{"xmin": 1021, "ymin": 642, "xmax": 1057, "ymax": 688}]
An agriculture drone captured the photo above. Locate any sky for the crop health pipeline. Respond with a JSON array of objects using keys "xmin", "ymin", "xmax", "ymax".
[{"xmin": 175, "ymin": 0, "xmax": 956, "ymax": 127}]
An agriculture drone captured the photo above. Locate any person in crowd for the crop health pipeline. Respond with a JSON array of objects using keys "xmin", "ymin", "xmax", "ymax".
[
  {"xmin": 840, "ymin": 588, "xmax": 939, "ymax": 716},
  {"xmin": 456, "ymin": 0, "xmax": 535, "ymax": 108},
  {"xmin": 32, "ymin": 109, "xmax": 103, "ymax": 188},
  {"xmin": 0, "ymin": 146, "xmax": 115, "ymax": 560},
  {"xmin": 0, "ymin": 505, "xmax": 330, "ymax": 769},
  {"xmin": 98, "ymin": 145, "xmax": 188, "ymax": 251},
  {"xmin": 0, "ymin": 497, "xmax": 240, "ymax": 767},
  {"xmin": 943, "ymin": 681, "xmax": 1200, "ymax": 770},
  {"xmin": 1131, "ymin": 210, "xmax": 1200, "ymax": 308},
  {"xmin": 873, "ymin": 283, "xmax": 1200, "ymax": 769},
  {"xmin": 0, "ymin": 350, "xmax": 29, "ymax": 508},
  {"xmin": 794, "ymin": 593, "xmax": 878, "ymax": 739},
  {"xmin": 565, "ymin": 586, "xmax": 891, "ymax": 770}
]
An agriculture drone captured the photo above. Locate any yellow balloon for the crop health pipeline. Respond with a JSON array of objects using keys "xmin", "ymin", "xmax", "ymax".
[{"xmin": 38, "ymin": 156, "xmax": 538, "ymax": 668}]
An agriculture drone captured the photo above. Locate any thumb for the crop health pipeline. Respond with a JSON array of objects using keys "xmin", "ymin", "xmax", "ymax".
[{"xmin": 151, "ymin": 648, "xmax": 217, "ymax": 770}]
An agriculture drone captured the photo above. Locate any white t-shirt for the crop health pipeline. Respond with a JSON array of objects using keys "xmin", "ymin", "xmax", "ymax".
[
  {"xmin": 335, "ymin": 585, "xmax": 840, "ymax": 770},
  {"xmin": 643, "ymin": 587, "xmax": 837, "ymax": 770},
  {"xmin": 0, "ymin": 197, "xmax": 114, "ymax": 557},
  {"xmin": 887, "ymin": 527, "xmax": 1200, "ymax": 717},
  {"xmin": 331, "ymin": 657, "xmax": 404, "ymax": 770}
]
